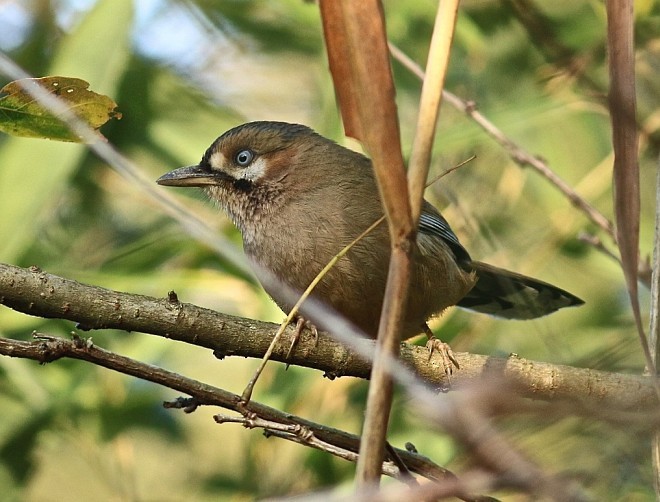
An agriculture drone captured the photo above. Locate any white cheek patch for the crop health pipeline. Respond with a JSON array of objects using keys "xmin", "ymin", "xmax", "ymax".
[
  {"xmin": 241, "ymin": 156, "xmax": 267, "ymax": 181},
  {"xmin": 208, "ymin": 150, "xmax": 226, "ymax": 169}
]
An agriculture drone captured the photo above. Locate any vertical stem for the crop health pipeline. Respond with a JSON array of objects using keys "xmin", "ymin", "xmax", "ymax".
[
  {"xmin": 606, "ymin": 0, "xmax": 652, "ymax": 373},
  {"xmin": 329, "ymin": 0, "xmax": 412, "ymax": 487},
  {"xmin": 650, "ymin": 157, "xmax": 660, "ymax": 497},
  {"xmin": 356, "ymin": 248, "xmax": 412, "ymax": 483},
  {"xmin": 408, "ymin": 0, "xmax": 460, "ymax": 225}
]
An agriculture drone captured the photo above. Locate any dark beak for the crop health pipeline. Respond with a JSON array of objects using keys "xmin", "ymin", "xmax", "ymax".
[{"xmin": 156, "ymin": 165, "xmax": 222, "ymax": 187}]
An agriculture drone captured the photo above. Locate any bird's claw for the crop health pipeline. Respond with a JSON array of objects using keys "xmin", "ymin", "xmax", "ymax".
[{"xmin": 425, "ymin": 337, "xmax": 459, "ymax": 377}]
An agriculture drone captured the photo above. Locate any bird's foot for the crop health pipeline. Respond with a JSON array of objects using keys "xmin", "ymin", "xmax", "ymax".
[
  {"xmin": 285, "ymin": 317, "xmax": 318, "ymax": 367},
  {"xmin": 426, "ymin": 338, "xmax": 459, "ymax": 376},
  {"xmin": 423, "ymin": 324, "xmax": 459, "ymax": 377}
]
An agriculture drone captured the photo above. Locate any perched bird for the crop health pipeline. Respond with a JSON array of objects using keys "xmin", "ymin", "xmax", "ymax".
[{"xmin": 157, "ymin": 121, "xmax": 582, "ymax": 343}]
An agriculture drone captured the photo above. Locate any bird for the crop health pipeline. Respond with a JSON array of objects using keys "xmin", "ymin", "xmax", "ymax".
[{"xmin": 157, "ymin": 121, "xmax": 583, "ymax": 348}]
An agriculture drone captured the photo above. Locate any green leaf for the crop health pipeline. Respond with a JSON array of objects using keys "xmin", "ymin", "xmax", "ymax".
[{"xmin": 0, "ymin": 76, "xmax": 121, "ymax": 142}]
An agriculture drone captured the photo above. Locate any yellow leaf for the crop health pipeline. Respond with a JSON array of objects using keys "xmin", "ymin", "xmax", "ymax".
[{"xmin": 0, "ymin": 76, "xmax": 121, "ymax": 142}]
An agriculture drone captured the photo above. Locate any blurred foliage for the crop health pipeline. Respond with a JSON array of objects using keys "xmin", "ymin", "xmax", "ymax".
[{"xmin": 0, "ymin": 0, "xmax": 658, "ymax": 499}]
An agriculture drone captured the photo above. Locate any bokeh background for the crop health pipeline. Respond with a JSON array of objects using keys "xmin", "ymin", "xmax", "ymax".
[{"xmin": 0, "ymin": 0, "xmax": 658, "ymax": 499}]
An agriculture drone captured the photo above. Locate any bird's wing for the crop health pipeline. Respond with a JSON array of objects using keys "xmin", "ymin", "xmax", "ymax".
[{"xmin": 418, "ymin": 202, "xmax": 471, "ymax": 263}]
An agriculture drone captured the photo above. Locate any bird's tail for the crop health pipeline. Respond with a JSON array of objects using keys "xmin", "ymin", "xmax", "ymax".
[{"xmin": 456, "ymin": 261, "xmax": 583, "ymax": 319}]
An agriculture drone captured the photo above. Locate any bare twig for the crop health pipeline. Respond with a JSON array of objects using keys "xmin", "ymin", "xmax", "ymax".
[
  {"xmin": 213, "ymin": 412, "xmax": 420, "ymax": 484},
  {"xmin": 426, "ymin": 385, "xmax": 591, "ymax": 501},
  {"xmin": 388, "ymin": 42, "xmax": 616, "ymax": 240},
  {"xmin": 2, "ymin": 333, "xmax": 599, "ymax": 501},
  {"xmin": 0, "ymin": 333, "xmax": 475, "ymax": 494},
  {"xmin": 578, "ymin": 232, "xmax": 621, "ymax": 263},
  {"xmin": 389, "ymin": 39, "xmax": 652, "ymax": 290}
]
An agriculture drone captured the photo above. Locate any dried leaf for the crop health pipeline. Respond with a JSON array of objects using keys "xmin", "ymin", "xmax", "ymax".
[
  {"xmin": 319, "ymin": 1, "xmax": 363, "ymax": 141},
  {"xmin": 0, "ymin": 76, "xmax": 121, "ymax": 142},
  {"xmin": 319, "ymin": 0, "xmax": 411, "ymax": 485},
  {"xmin": 320, "ymin": 0, "xmax": 409, "ymax": 233},
  {"xmin": 606, "ymin": 1, "xmax": 652, "ymax": 373}
]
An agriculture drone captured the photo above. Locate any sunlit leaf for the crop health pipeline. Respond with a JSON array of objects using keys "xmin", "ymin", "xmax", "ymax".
[{"xmin": 0, "ymin": 76, "xmax": 121, "ymax": 142}]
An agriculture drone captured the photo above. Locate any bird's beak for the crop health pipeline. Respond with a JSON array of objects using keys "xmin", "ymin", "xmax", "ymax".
[{"xmin": 156, "ymin": 165, "xmax": 222, "ymax": 187}]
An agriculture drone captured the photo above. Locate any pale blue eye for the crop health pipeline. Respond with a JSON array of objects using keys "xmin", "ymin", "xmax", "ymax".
[{"xmin": 235, "ymin": 149, "xmax": 254, "ymax": 167}]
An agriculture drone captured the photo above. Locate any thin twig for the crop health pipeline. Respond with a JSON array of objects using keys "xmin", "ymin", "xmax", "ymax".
[
  {"xmin": 578, "ymin": 232, "xmax": 621, "ymax": 263},
  {"xmin": 388, "ymin": 41, "xmax": 616, "ymax": 240},
  {"xmin": 241, "ymin": 215, "xmax": 386, "ymax": 403},
  {"xmin": 0, "ymin": 333, "xmax": 489, "ymax": 500},
  {"xmin": 407, "ymin": 0, "xmax": 460, "ymax": 226}
]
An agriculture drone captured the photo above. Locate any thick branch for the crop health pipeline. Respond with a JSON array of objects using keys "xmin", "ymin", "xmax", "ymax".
[{"xmin": 0, "ymin": 262, "xmax": 656, "ymax": 411}]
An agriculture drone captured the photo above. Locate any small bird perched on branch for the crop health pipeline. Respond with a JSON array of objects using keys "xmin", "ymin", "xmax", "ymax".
[{"xmin": 157, "ymin": 121, "xmax": 582, "ymax": 348}]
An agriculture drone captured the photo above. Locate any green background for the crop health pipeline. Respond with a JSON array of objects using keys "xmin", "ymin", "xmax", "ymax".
[{"xmin": 0, "ymin": 0, "xmax": 658, "ymax": 499}]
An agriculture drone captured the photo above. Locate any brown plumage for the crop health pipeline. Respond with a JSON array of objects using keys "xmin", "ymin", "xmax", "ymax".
[{"xmin": 157, "ymin": 121, "xmax": 583, "ymax": 339}]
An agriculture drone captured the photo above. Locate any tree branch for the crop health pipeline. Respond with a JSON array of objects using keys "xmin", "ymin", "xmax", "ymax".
[
  {"xmin": 2, "ymin": 332, "xmax": 500, "ymax": 499},
  {"xmin": 0, "ymin": 262, "xmax": 657, "ymax": 412}
]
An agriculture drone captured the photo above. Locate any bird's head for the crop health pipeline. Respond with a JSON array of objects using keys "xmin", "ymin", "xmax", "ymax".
[{"xmin": 157, "ymin": 121, "xmax": 333, "ymax": 230}]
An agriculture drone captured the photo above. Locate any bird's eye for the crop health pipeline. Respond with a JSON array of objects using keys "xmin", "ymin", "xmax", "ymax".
[{"xmin": 235, "ymin": 149, "xmax": 254, "ymax": 167}]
